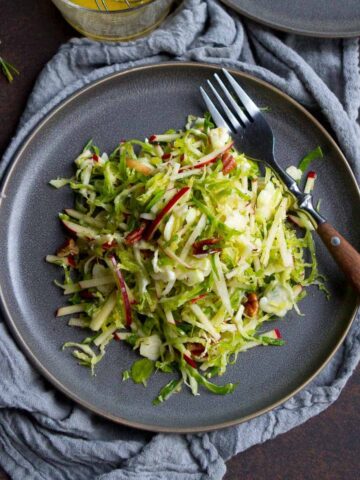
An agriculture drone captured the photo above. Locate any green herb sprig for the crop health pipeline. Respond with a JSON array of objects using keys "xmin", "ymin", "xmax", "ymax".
[
  {"xmin": 0, "ymin": 56, "xmax": 19, "ymax": 82},
  {"xmin": 0, "ymin": 40, "xmax": 19, "ymax": 83}
]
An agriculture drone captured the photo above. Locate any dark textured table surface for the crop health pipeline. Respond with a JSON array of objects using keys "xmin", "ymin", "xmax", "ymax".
[{"xmin": 0, "ymin": 1, "xmax": 359, "ymax": 479}]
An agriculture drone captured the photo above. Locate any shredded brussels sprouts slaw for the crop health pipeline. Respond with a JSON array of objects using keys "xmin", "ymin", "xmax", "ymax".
[{"xmin": 47, "ymin": 114, "xmax": 324, "ymax": 405}]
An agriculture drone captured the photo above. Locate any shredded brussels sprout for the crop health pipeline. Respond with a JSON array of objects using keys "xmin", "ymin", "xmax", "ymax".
[{"xmin": 48, "ymin": 115, "xmax": 325, "ymax": 404}]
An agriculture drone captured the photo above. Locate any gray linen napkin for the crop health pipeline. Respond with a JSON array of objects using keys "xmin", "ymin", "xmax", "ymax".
[{"xmin": 0, "ymin": 1, "xmax": 359, "ymax": 478}]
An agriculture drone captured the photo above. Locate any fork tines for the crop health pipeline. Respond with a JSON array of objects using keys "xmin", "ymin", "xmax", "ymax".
[{"xmin": 200, "ymin": 69, "xmax": 261, "ymax": 132}]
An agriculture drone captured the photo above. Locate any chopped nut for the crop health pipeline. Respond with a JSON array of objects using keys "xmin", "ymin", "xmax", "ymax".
[
  {"xmin": 244, "ymin": 292, "xmax": 259, "ymax": 317},
  {"xmin": 192, "ymin": 237, "xmax": 222, "ymax": 255},
  {"xmin": 187, "ymin": 342, "xmax": 205, "ymax": 355},
  {"xmin": 221, "ymin": 151, "xmax": 232, "ymax": 163},
  {"xmin": 125, "ymin": 223, "xmax": 146, "ymax": 245},
  {"xmin": 57, "ymin": 238, "xmax": 79, "ymax": 257},
  {"xmin": 221, "ymin": 152, "xmax": 237, "ymax": 174}
]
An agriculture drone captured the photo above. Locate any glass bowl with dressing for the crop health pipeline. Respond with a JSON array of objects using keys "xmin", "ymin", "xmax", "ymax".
[{"xmin": 51, "ymin": 0, "xmax": 175, "ymax": 41}]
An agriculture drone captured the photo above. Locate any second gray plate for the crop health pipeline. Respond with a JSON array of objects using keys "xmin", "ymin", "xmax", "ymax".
[
  {"xmin": 0, "ymin": 63, "xmax": 359, "ymax": 432},
  {"xmin": 220, "ymin": 0, "xmax": 360, "ymax": 37}
]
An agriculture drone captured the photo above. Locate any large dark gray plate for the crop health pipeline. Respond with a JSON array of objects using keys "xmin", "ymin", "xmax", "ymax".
[
  {"xmin": 220, "ymin": 0, "xmax": 360, "ymax": 37},
  {"xmin": 0, "ymin": 63, "xmax": 359, "ymax": 433}
]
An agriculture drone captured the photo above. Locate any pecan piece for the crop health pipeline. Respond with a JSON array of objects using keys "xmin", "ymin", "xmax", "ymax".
[
  {"xmin": 244, "ymin": 293, "xmax": 259, "ymax": 317},
  {"xmin": 221, "ymin": 151, "xmax": 237, "ymax": 174},
  {"xmin": 57, "ymin": 238, "xmax": 79, "ymax": 257},
  {"xmin": 192, "ymin": 238, "xmax": 222, "ymax": 255},
  {"xmin": 187, "ymin": 342, "xmax": 205, "ymax": 356},
  {"xmin": 125, "ymin": 223, "xmax": 146, "ymax": 245}
]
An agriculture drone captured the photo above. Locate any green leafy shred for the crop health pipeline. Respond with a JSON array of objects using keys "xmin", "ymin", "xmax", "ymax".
[
  {"xmin": 298, "ymin": 146, "xmax": 323, "ymax": 172},
  {"xmin": 0, "ymin": 55, "xmax": 19, "ymax": 83},
  {"xmin": 153, "ymin": 379, "xmax": 183, "ymax": 405},
  {"xmin": 130, "ymin": 358, "xmax": 155, "ymax": 386}
]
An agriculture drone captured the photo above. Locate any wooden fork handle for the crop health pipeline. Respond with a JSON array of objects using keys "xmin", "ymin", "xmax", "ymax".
[{"xmin": 317, "ymin": 222, "xmax": 360, "ymax": 294}]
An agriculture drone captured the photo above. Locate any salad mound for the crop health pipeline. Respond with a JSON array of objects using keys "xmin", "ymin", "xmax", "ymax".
[{"xmin": 47, "ymin": 114, "xmax": 322, "ymax": 405}]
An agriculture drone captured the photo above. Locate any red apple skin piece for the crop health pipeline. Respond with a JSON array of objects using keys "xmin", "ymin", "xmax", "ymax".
[
  {"xmin": 62, "ymin": 219, "xmax": 77, "ymax": 235},
  {"xmin": 274, "ymin": 328, "xmax": 282, "ymax": 339},
  {"xmin": 61, "ymin": 219, "xmax": 96, "ymax": 239},
  {"xmin": 192, "ymin": 237, "xmax": 222, "ymax": 255},
  {"xmin": 102, "ymin": 240, "xmax": 118, "ymax": 250},
  {"xmin": 187, "ymin": 342, "xmax": 206, "ymax": 356},
  {"xmin": 190, "ymin": 294, "xmax": 208, "ymax": 304},
  {"xmin": 125, "ymin": 223, "xmax": 147, "ymax": 245},
  {"xmin": 67, "ymin": 255, "xmax": 77, "ymax": 268},
  {"xmin": 144, "ymin": 187, "xmax": 190, "ymax": 240},
  {"xmin": 80, "ymin": 290, "xmax": 94, "ymax": 300},
  {"xmin": 109, "ymin": 255, "xmax": 132, "ymax": 327},
  {"xmin": 179, "ymin": 142, "xmax": 234, "ymax": 172},
  {"xmin": 183, "ymin": 354, "xmax": 197, "ymax": 368}
]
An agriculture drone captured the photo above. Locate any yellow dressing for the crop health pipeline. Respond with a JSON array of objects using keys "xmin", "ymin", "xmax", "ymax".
[{"xmin": 71, "ymin": 0, "xmax": 150, "ymax": 10}]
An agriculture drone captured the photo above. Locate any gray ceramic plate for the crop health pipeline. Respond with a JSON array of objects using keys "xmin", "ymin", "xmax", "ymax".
[
  {"xmin": 0, "ymin": 63, "xmax": 359, "ymax": 433},
  {"xmin": 220, "ymin": 0, "xmax": 360, "ymax": 37}
]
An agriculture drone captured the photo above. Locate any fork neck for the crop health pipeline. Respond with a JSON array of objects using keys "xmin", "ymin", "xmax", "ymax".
[
  {"xmin": 268, "ymin": 158, "xmax": 326, "ymax": 226},
  {"xmin": 298, "ymin": 193, "xmax": 326, "ymax": 226}
]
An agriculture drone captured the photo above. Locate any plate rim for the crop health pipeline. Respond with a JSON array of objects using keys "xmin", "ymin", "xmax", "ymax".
[
  {"xmin": 219, "ymin": 0, "xmax": 360, "ymax": 38},
  {"xmin": 0, "ymin": 61, "xmax": 359, "ymax": 433}
]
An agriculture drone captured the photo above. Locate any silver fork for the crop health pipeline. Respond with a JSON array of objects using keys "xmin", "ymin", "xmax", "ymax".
[{"xmin": 200, "ymin": 69, "xmax": 360, "ymax": 293}]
